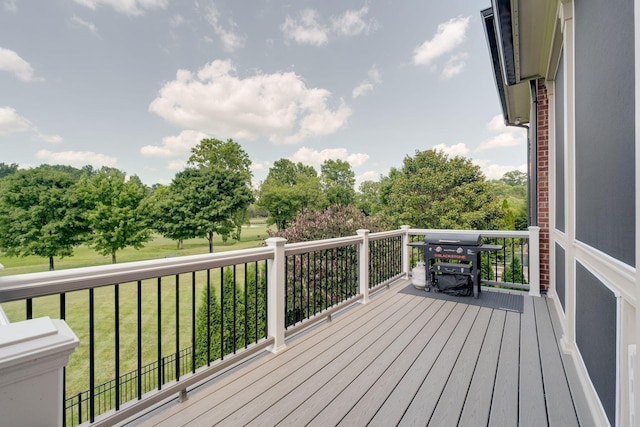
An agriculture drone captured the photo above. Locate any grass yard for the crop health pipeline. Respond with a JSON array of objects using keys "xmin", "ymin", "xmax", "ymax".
[{"xmin": 0, "ymin": 221, "xmax": 271, "ymax": 401}]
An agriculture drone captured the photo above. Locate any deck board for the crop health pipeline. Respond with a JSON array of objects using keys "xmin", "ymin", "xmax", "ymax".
[
  {"xmin": 121, "ymin": 281, "xmax": 595, "ymax": 427},
  {"xmin": 518, "ymin": 295, "xmax": 548, "ymax": 426},
  {"xmin": 427, "ymin": 306, "xmax": 492, "ymax": 426},
  {"xmin": 533, "ymin": 296, "xmax": 579, "ymax": 427}
]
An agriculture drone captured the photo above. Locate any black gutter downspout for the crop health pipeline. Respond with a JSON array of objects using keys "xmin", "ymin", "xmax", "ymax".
[{"xmin": 528, "ymin": 80, "xmax": 538, "ymax": 227}]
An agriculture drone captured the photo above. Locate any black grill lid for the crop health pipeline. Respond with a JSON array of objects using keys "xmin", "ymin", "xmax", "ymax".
[{"xmin": 424, "ymin": 232, "xmax": 482, "ymax": 246}]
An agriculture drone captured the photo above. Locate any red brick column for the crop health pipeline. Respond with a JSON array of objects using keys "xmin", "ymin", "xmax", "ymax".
[{"xmin": 536, "ymin": 80, "xmax": 550, "ymax": 291}]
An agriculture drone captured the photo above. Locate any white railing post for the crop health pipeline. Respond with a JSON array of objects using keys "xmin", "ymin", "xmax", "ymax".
[
  {"xmin": 0, "ymin": 317, "xmax": 79, "ymax": 427},
  {"xmin": 357, "ymin": 229, "xmax": 370, "ymax": 304},
  {"xmin": 401, "ymin": 225, "xmax": 411, "ymax": 279},
  {"xmin": 266, "ymin": 237, "xmax": 287, "ymax": 353},
  {"xmin": 528, "ymin": 226, "xmax": 541, "ymax": 297}
]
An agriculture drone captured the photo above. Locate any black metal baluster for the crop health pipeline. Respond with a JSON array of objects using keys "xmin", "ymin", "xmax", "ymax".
[
  {"xmin": 26, "ymin": 298, "xmax": 32, "ymax": 320},
  {"xmin": 191, "ymin": 271, "xmax": 196, "ymax": 373},
  {"xmin": 263, "ymin": 261, "xmax": 268, "ymax": 339},
  {"xmin": 137, "ymin": 281, "xmax": 142, "ymax": 400},
  {"xmin": 232, "ymin": 265, "xmax": 237, "ymax": 354},
  {"xmin": 220, "ymin": 268, "xmax": 224, "ymax": 359},
  {"xmin": 89, "ymin": 289, "xmax": 95, "ymax": 422},
  {"xmin": 254, "ymin": 262, "xmax": 258, "ymax": 343},
  {"xmin": 244, "ymin": 263, "xmax": 248, "ymax": 349},
  {"xmin": 292, "ymin": 255, "xmax": 297, "ymax": 325},
  {"xmin": 157, "ymin": 277, "xmax": 162, "ymax": 390},
  {"xmin": 175, "ymin": 275, "xmax": 180, "ymax": 380},
  {"xmin": 308, "ymin": 252, "xmax": 312, "ymax": 316},
  {"xmin": 115, "ymin": 284, "xmax": 120, "ymax": 409},
  {"xmin": 206, "ymin": 270, "xmax": 211, "ymax": 366},
  {"xmin": 284, "ymin": 257, "xmax": 289, "ymax": 327}
]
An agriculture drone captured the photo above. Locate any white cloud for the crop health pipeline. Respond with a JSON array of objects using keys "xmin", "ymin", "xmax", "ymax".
[
  {"xmin": 140, "ymin": 130, "xmax": 209, "ymax": 158},
  {"xmin": 442, "ymin": 52, "xmax": 468, "ymax": 79},
  {"xmin": 331, "ymin": 6, "xmax": 376, "ymax": 36},
  {"xmin": 290, "ymin": 146, "xmax": 369, "ymax": 168},
  {"xmin": 204, "ymin": 5, "xmax": 247, "ymax": 52},
  {"xmin": 36, "ymin": 149, "xmax": 117, "ymax": 168},
  {"xmin": 167, "ymin": 159, "xmax": 187, "ymax": 170},
  {"xmin": 36, "ymin": 132, "xmax": 63, "ymax": 143},
  {"xmin": 0, "ymin": 47, "xmax": 40, "ymax": 82},
  {"xmin": 281, "ymin": 9, "xmax": 329, "ymax": 46},
  {"xmin": 3, "ymin": 0, "xmax": 17, "ymax": 13},
  {"xmin": 432, "ymin": 142, "xmax": 470, "ymax": 157},
  {"xmin": 477, "ymin": 114, "xmax": 527, "ymax": 151},
  {"xmin": 0, "ymin": 106, "xmax": 31, "ymax": 134},
  {"xmin": 71, "ymin": 15, "xmax": 98, "ymax": 34},
  {"xmin": 473, "ymin": 159, "xmax": 527, "ymax": 180},
  {"xmin": 0, "ymin": 107, "xmax": 63, "ymax": 142},
  {"xmin": 355, "ymin": 170, "xmax": 380, "ymax": 185},
  {"xmin": 413, "ymin": 16, "xmax": 470, "ymax": 65},
  {"xmin": 352, "ymin": 82, "xmax": 374, "ymax": 98},
  {"xmin": 149, "ymin": 59, "xmax": 351, "ymax": 145},
  {"xmin": 352, "ymin": 65, "xmax": 382, "ymax": 98},
  {"xmin": 72, "ymin": 0, "xmax": 168, "ymax": 16}
]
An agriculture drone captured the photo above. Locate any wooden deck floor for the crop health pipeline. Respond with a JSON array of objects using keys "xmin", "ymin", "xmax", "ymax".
[{"xmin": 123, "ymin": 281, "xmax": 596, "ymax": 427}]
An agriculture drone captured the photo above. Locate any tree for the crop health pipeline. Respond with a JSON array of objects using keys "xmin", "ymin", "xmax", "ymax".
[
  {"xmin": 500, "ymin": 170, "xmax": 527, "ymax": 187},
  {"xmin": 188, "ymin": 138, "xmax": 254, "ymax": 243},
  {"xmin": 380, "ymin": 149, "xmax": 503, "ymax": 230},
  {"xmin": 267, "ymin": 204, "xmax": 386, "ymax": 242},
  {"xmin": 195, "ymin": 264, "xmax": 267, "ymax": 366},
  {"xmin": 0, "ymin": 165, "xmax": 86, "ymax": 270},
  {"xmin": 188, "ymin": 138, "xmax": 252, "ymax": 183},
  {"xmin": 76, "ymin": 168, "xmax": 153, "ymax": 263},
  {"xmin": 355, "ymin": 180, "xmax": 382, "ymax": 216},
  {"xmin": 503, "ymin": 255, "xmax": 527, "ymax": 284},
  {"xmin": 0, "ymin": 162, "xmax": 19, "ymax": 179},
  {"xmin": 257, "ymin": 159, "xmax": 326, "ymax": 230},
  {"xmin": 150, "ymin": 185, "xmax": 192, "ymax": 249},
  {"xmin": 320, "ymin": 159, "xmax": 355, "ymax": 206},
  {"xmin": 170, "ymin": 167, "xmax": 254, "ymax": 253}
]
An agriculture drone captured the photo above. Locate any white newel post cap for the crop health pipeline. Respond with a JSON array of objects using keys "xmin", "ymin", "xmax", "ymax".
[{"xmin": 0, "ymin": 316, "xmax": 80, "ymax": 427}]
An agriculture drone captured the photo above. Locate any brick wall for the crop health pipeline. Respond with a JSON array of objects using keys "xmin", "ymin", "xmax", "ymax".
[{"xmin": 536, "ymin": 80, "xmax": 550, "ymax": 291}]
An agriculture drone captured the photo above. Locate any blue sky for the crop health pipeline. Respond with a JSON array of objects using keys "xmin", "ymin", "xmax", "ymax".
[{"xmin": 0, "ymin": 0, "xmax": 527, "ymax": 187}]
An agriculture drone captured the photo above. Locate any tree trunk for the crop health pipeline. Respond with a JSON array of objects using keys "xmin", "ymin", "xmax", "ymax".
[
  {"xmin": 112, "ymin": 249, "xmax": 117, "ymax": 264},
  {"xmin": 208, "ymin": 232, "xmax": 214, "ymax": 253},
  {"xmin": 178, "ymin": 239, "xmax": 184, "ymax": 250},
  {"xmin": 49, "ymin": 256, "xmax": 55, "ymax": 271}
]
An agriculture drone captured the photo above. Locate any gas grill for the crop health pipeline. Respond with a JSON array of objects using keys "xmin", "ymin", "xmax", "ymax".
[{"xmin": 409, "ymin": 232, "xmax": 501, "ymax": 298}]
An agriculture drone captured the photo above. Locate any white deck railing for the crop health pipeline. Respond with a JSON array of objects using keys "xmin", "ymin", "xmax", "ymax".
[{"xmin": 0, "ymin": 226, "xmax": 539, "ymax": 426}]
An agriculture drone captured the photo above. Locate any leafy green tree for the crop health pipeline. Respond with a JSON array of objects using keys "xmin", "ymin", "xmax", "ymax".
[
  {"xmin": 355, "ymin": 180, "xmax": 382, "ymax": 216},
  {"xmin": 267, "ymin": 204, "xmax": 386, "ymax": 242},
  {"xmin": 195, "ymin": 264, "xmax": 267, "ymax": 366},
  {"xmin": 320, "ymin": 159, "xmax": 355, "ymax": 206},
  {"xmin": 170, "ymin": 167, "xmax": 254, "ymax": 253},
  {"xmin": 76, "ymin": 168, "xmax": 153, "ymax": 263},
  {"xmin": 188, "ymin": 138, "xmax": 252, "ymax": 183},
  {"xmin": 0, "ymin": 165, "xmax": 86, "ymax": 270},
  {"xmin": 188, "ymin": 138, "xmax": 254, "ymax": 242},
  {"xmin": 501, "ymin": 170, "xmax": 527, "ymax": 187},
  {"xmin": 257, "ymin": 159, "xmax": 326, "ymax": 230},
  {"xmin": 503, "ymin": 255, "xmax": 527, "ymax": 284},
  {"xmin": 0, "ymin": 162, "xmax": 19, "ymax": 179},
  {"xmin": 150, "ymin": 185, "xmax": 192, "ymax": 249},
  {"xmin": 380, "ymin": 149, "xmax": 503, "ymax": 230}
]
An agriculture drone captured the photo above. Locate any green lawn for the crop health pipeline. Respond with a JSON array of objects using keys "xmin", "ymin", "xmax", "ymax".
[{"xmin": 0, "ymin": 221, "xmax": 271, "ymax": 405}]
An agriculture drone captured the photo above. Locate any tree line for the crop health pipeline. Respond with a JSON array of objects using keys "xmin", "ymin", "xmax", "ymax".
[{"xmin": 0, "ymin": 139, "xmax": 527, "ymax": 270}]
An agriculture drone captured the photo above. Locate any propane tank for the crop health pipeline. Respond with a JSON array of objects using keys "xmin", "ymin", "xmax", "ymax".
[{"xmin": 412, "ymin": 261, "xmax": 427, "ymax": 289}]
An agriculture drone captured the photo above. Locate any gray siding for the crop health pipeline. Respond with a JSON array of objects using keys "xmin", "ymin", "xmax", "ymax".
[
  {"xmin": 575, "ymin": 263, "xmax": 617, "ymax": 425},
  {"xmin": 554, "ymin": 243, "xmax": 565, "ymax": 310},
  {"xmin": 574, "ymin": 0, "xmax": 635, "ymax": 266},
  {"xmin": 554, "ymin": 50, "xmax": 565, "ymax": 233}
]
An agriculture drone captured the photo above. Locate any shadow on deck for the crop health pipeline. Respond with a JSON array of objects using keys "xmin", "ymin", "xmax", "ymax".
[{"xmin": 121, "ymin": 280, "xmax": 595, "ymax": 427}]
